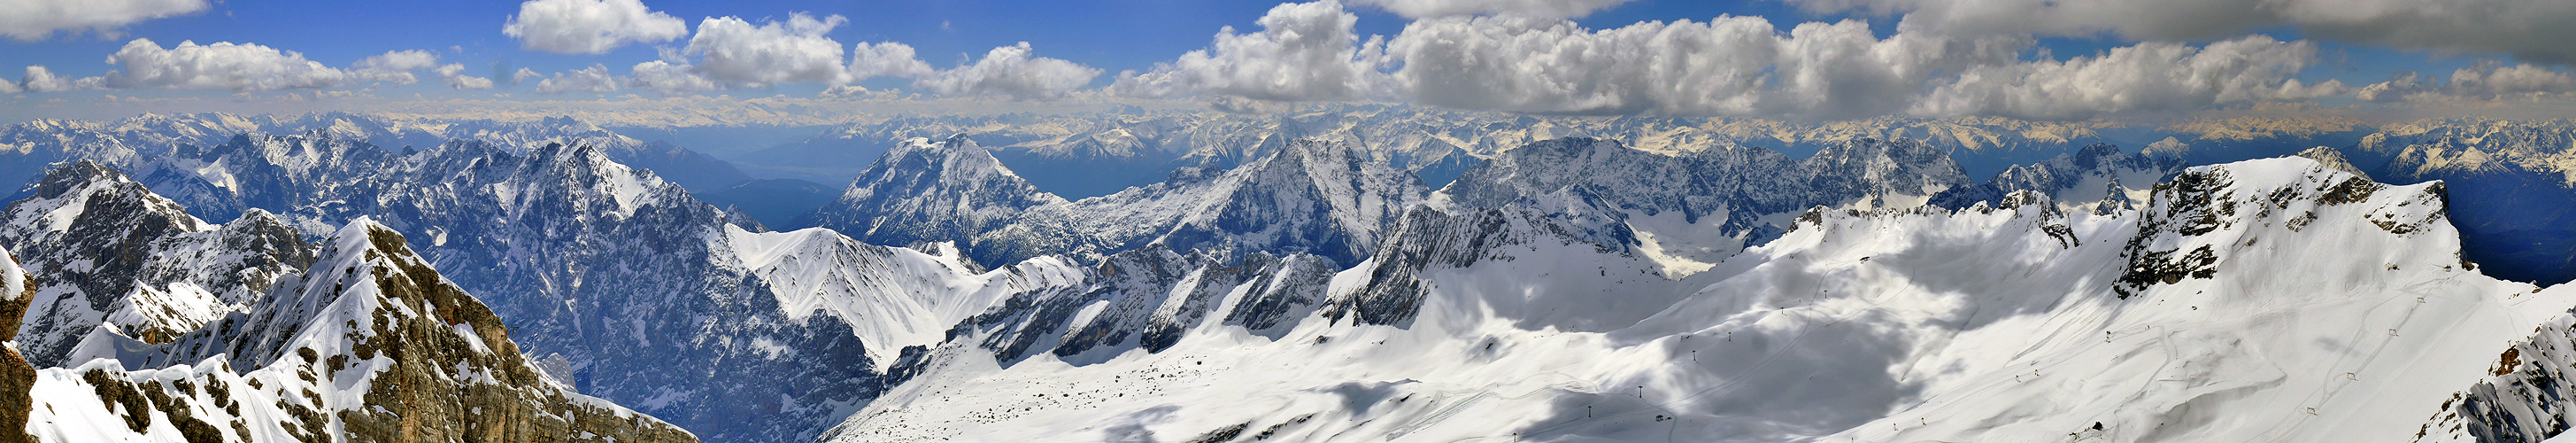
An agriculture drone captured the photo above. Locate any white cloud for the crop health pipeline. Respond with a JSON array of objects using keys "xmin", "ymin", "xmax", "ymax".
[
  {"xmin": 435, "ymin": 64, "xmax": 494, "ymax": 89},
  {"xmin": 819, "ymin": 84, "xmax": 899, "ymax": 100},
  {"xmin": 20, "ymin": 66, "xmax": 102, "ymax": 92},
  {"xmin": 627, "ymin": 60, "xmax": 719, "ymax": 95},
  {"xmin": 0, "ymin": 0, "xmax": 207, "ymax": 41},
  {"xmin": 502, "ymin": 0, "xmax": 689, "ymax": 55},
  {"xmin": 354, "ymin": 50, "xmax": 440, "ymax": 73},
  {"xmin": 1790, "ymin": 0, "xmax": 2576, "ymax": 65},
  {"xmin": 683, "ymin": 13, "xmax": 851, "ymax": 87},
  {"xmin": 1382, "ymin": 16, "xmax": 2025, "ymax": 119},
  {"xmin": 1113, "ymin": 1, "xmax": 1387, "ymax": 101},
  {"xmin": 352, "ymin": 50, "xmax": 440, "ymax": 84},
  {"xmin": 914, "ymin": 43, "xmax": 1101, "ymax": 100},
  {"xmin": 2356, "ymin": 72, "xmax": 2432, "ymax": 103},
  {"xmin": 848, "ymin": 42, "xmax": 932, "ymax": 80},
  {"xmin": 512, "ymin": 67, "xmax": 543, "ymax": 84},
  {"xmin": 2444, "ymin": 63, "xmax": 2576, "ymax": 98},
  {"xmin": 104, "ymin": 38, "xmax": 351, "ymax": 91},
  {"xmin": 1349, "ymin": 0, "xmax": 1632, "ymax": 19},
  {"xmin": 1914, "ymin": 35, "xmax": 2346, "ymax": 120},
  {"xmin": 2356, "ymin": 62, "xmax": 2576, "ymax": 103},
  {"xmin": 532, "ymin": 64, "xmax": 619, "ymax": 94}
]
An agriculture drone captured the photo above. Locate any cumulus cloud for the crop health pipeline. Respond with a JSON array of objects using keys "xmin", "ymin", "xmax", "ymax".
[
  {"xmin": 103, "ymin": 38, "xmax": 351, "ymax": 91},
  {"xmin": 352, "ymin": 50, "xmax": 440, "ymax": 84},
  {"xmin": 502, "ymin": 0, "xmax": 690, "ymax": 55},
  {"xmin": 682, "ymin": 13, "xmax": 852, "ymax": 87},
  {"xmin": 627, "ymin": 60, "xmax": 719, "ymax": 95},
  {"xmin": 1914, "ymin": 35, "xmax": 2347, "ymax": 120},
  {"xmin": 1113, "ymin": 0, "xmax": 1386, "ymax": 101},
  {"xmin": 21, "ymin": 66, "xmax": 102, "ymax": 92},
  {"xmin": 818, "ymin": 84, "xmax": 900, "ymax": 100},
  {"xmin": 532, "ymin": 64, "xmax": 619, "ymax": 94},
  {"xmin": 1349, "ymin": 0, "xmax": 1632, "ymax": 19},
  {"xmin": 1382, "ymin": 16, "xmax": 2025, "ymax": 119},
  {"xmin": 1790, "ymin": 0, "xmax": 2576, "ymax": 65},
  {"xmin": 435, "ymin": 64, "xmax": 495, "ymax": 89},
  {"xmin": 0, "ymin": 0, "xmax": 207, "ymax": 41},
  {"xmin": 848, "ymin": 42, "xmax": 933, "ymax": 80},
  {"xmin": 914, "ymin": 43, "xmax": 1101, "ymax": 100},
  {"xmin": 512, "ymin": 67, "xmax": 543, "ymax": 84},
  {"xmin": 2357, "ymin": 62, "xmax": 2576, "ymax": 103}
]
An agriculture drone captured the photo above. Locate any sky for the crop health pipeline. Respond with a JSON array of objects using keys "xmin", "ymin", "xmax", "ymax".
[{"xmin": 0, "ymin": 0, "xmax": 2570, "ymax": 124}]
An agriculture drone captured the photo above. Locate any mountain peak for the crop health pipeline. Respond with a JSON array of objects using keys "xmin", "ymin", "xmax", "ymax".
[
  {"xmin": 799, "ymin": 136, "xmax": 1064, "ymax": 254},
  {"xmin": 2114, "ymin": 157, "xmax": 2452, "ymax": 298},
  {"xmin": 2295, "ymin": 146, "xmax": 2369, "ymax": 177}
]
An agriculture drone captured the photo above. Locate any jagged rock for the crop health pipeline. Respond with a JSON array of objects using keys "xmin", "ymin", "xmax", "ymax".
[
  {"xmin": 0, "ymin": 246, "xmax": 36, "ymax": 443},
  {"xmin": 28, "ymin": 220, "xmax": 695, "ymax": 442},
  {"xmin": 0, "ymin": 161, "xmax": 315, "ymax": 368}
]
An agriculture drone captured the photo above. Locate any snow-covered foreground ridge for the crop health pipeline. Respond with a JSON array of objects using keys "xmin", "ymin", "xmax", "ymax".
[{"xmin": 824, "ymin": 157, "xmax": 2576, "ymax": 442}]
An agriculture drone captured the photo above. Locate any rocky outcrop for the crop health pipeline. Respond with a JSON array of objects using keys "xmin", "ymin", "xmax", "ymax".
[
  {"xmin": 0, "ymin": 246, "xmax": 36, "ymax": 443},
  {"xmin": 27, "ymin": 221, "xmax": 696, "ymax": 443},
  {"xmin": 0, "ymin": 160, "xmax": 316, "ymax": 368}
]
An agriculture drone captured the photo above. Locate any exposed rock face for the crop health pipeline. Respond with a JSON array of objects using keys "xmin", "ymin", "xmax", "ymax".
[
  {"xmin": 0, "ymin": 160, "xmax": 316, "ymax": 368},
  {"xmin": 0, "ymin": 246, "xmax": 36, "ymax": 443},
  {"xmin": 2112, "ymin": 158, "xmax": 2447, "ymax": 299},
  {"xmin": 945, "ymin": 246, "xmax": 1335, "ymax": 365},
  {"xmin": 27, "ymin": 221, "xmax": 697, "ymax": 443}
]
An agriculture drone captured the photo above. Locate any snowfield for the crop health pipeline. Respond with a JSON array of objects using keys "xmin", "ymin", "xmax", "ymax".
[{"xmin": 823, "ymin": 158, "xmax": 2576, "ymax": 443}]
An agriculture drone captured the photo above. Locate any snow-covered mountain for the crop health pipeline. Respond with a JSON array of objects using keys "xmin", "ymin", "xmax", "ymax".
[
  {"xmin": 0, "ymin": 161, "xmax": 315, "ymax": 368},
  {"xmin": 822, "ymin": 157, "xmax": 2576, "ymax": 443},
  {"xmin": 740, "ymin": 106, "xmax": 2122, "ymax": 198},
  {"xmin": 2349, "ymin": 119, "xmax": 2576, "ymax": 285},
  {"xmin": 28, "ymin": 220, "xmax": 695, "ymax": 442},
  {"xmin": 58, "ymin": 130, "xmax": 1090, "ymax": 442},
  {"xmin": 794, "ymin": 136, "xmax": 1067, "ymax": 255},
  {"xmin": 1929, "ymin": 143, "xmax": 2187, "ymax": 215},
  {"xmin": 1438, "ymin": 136, "xmax": 1971, "ymax": 276},
  {"xmin": 0, "ymin": 113, "xmax": 753, "ymax": 195},
  {"xmin": 806, "ymin": 136, "xmax": 1429, "ymax": 268},
  {"xmin": 0, "ymin": 149, "xmax": 875, "ymax": 441}
]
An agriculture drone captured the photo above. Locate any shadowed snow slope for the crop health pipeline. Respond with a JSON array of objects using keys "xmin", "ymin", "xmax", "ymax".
[{"xmin": 820, "ymin": 157, "xmax": 2574, "ymax": 443}]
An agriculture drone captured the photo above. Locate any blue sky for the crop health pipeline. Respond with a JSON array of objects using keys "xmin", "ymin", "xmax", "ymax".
[
  {"xmin": 0, "ymin": 0, "xmax": 1816, "ymax": 89},
  {"xmin": 0, "ymin": 0, "xmax": 2567, "ymax": 122}
]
